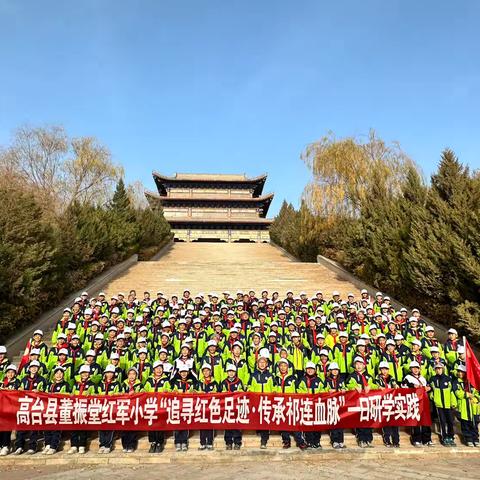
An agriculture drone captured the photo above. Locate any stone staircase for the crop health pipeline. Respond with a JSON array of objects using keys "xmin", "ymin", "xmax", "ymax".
[
  {"xmin": 2, "ymin": 429, "xmax": 478, "ymax": 466},
  {"xmin": 103, "ymin": 242, "xmax": 361, "ymax": 297}
]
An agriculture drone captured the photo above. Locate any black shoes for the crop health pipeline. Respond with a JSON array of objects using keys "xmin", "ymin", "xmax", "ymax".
[{"xmin": 149, "ymin": 442, "xmax": 164, "ymax": 453}]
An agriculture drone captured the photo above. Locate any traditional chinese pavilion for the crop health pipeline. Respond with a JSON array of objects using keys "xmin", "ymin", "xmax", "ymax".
[{"xmin": 145, "ymin": 172, "xmax": 274, "ymax": 242}]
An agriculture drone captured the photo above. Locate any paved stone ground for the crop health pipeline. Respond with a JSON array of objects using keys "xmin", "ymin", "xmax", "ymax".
[{"xmin": 3, "ymin": 457, "xmax": 480, "ymax": 480}]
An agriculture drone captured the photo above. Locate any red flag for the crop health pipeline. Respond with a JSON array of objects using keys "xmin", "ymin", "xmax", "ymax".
[{"xmin": 465, "ymin": 338, "xmax": 480, "ymax": 391}]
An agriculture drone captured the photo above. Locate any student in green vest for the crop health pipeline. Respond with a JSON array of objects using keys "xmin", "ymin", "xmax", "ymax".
[
  {"xmin": 274, "ymin": 358, "xmax": 307, "ymax": 449},
  {"xmin": 200, "ymin": 340, "xmax": 224, "ymax": 384},
  {"xmin": 144, "ymin": 361, "xmax": 171, "ymax": 453},
  {"xmin": 288, "ymin": 331, "xmax": 309, "ymax": 376},
  {"xmin": 248, "ymin": 349, "xmax": 274, "ymax": 449},
  {"xmin": 430, "ymin": 363, "xmax": 457, "ymax": 446},
  {"xmin": 196, "ymin": 363, "xmax": 220, "ymax": 450},
  {"xmin": 97, "ymin": 364, "xmax": 121, "ymax": 454},
  {"xmin": 13, "ymin": 361, "xmax": 47, "ymax": 455},
  {"xmin": 221, "ymin": 364, "xmax": 245, "ymax": 449},
  {"xmin": 68, "ymin": 365, "xmax": 96, "ymax": 454},
  {"xmin": 376, "ymin": 361, "xmax": 400, "ymax": 447},
  {"xmin": 346, "ymin": 356, "xmax": 378, "ymax": 448},
  {"xmin": 43, "ymin": 366, "xmax": 71, "ymax": 455},
  {"xmin": 453, "ymin": 364, "xmax": 480, "ymax": 447},
  {"xmin": 170, "ymin": 364, "xmax": 196, "ymax": 451},
  {"xmin": 121, "ymin": 367, "xmax": 143, "ymax": 452},
  {"xmin": 0, "ymin": 364, "xmax": 20, "ymax": 456},
  {"xmin": 324, "ymin": 362, "xmax": 346, "ymax": 449},
  {"xmin": 297, "ymin": 361, "xmax": 325, "ymax": 449},
  {"xmin": 332, "ymin": 332, "xmax": 353, "ymax": 376}
]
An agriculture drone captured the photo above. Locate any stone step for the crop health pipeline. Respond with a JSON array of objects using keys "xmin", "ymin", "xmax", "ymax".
[
  {"xmin": 0, "ymin": 444, "xmax": 477, "ymax": 467},
  {"xmin": 2, "ymin": 430, "xmax": 442, "ymax": 451}
]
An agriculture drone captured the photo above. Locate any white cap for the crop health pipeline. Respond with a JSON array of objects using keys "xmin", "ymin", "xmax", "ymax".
[
  {"xmin": 201, "ymin": 363, "xmax": 212, "ymax": 371},
  {"xmin": 379, "ymin": 361, "xmax": 390, "ymax": 370},
  {"xmin": 84, "ymin": 308, "xmax": 93, "ymax": 315},
  {"xmin": 104, "ymin": 364, "xmax": 116, "ymax": 374},
  {"xmin": 458, "ymin": 346, "xmax": 465, "ymax": 354},
  {"xmin": 305, "ymin": 361, "xmax": 316, "ymax": 370},
  {"xmin": 412, "ymin": 339, "xmax": 422, "ymax": 347},
  {"xmin": 319, "ymin": 349, "xmax": 329, "ymax": 356},
  {"xmin": 278, "ymin": 358, "xmax": 289, "ymax": 365},
  {"xmin": 79, "ymin": 365, "xmax": 90, "ymax": 374},
  {"xmin": 33, "ymin": 329, "xmax": 44, "ymax": 336},
  {"xmin": 329, "ymin": 323, "xmax": 338, "ymax": 329},
  {"xmin": 258, "ymin": 348, "xmax": 270, "ymax": 360},
  {"xmin": 226, "ymin": 364, "xmax": 237, "ymax": 372},
  {"xmin": 152, "ymin": 361, "xmax": 164, "ymax": 369},
  {"xmin": 430, "ymin": 346, "xmax": 439, "ymax": 353},
  {"xmin": 138, "ymin": 348, "xmax": 148, "ymax": 354},
  {"xmin": 85, "ymin": 349, "xmax": 96, "ymax": 357},
  {"xmin": 353, "ymin": 356, "xmax": 366, "ymax": 364},
  {"xmin": 0, "ymin": 346, "xmax": 6, "ymax": 354},
  {"xmin": 58, "ymin": 348, "xmax": 69, "ymax": 356},
  {"xmin": 361, "ymin": 289, "xmax": 368, "ymax": 294},
  {"xmin": 386, "ymin": 339, "xmax": 395, "ymax": 346},
  {"xmin": 356, "ymin": 340, "xmax": 366, "ymax": 346},
  {"xmin": 110, "ymin": 352, "xmax": 120, "ymax": 360},
  {"xmin": 291, "ymin": 331, "xmax": 300, "ymax": 338},
  {"xmin": 30, "ymin": 348, "xmax": 40, "ymax": 355},
  {"xmin": 448, "ymin": 328, "xmax": 458, "ymax": 335},
  {"xmin": 394, "ymin": 334, "xmax": 404, "ymax": 341},
  {"xmin": 29, "ymin": 360, "xmax": 40, "ymax": 368},
  {"xmin": 339, "ymin": 331, "xmax": 348, "ymax": 338},
  {"xmin": 178, "ymin": 365, "xmax": 190, "ymax": 373},
  {"xmin": 425, "ymin": 326, "xmax": 434, "ymax": 332},
  {"xmin": 409, "ymin": 361, "xmax": 420, "ymax": 368},
  {"xmin": 207, "ymin": 340, "xmax": 218, "ymax": 347},
  {"xmin": 328, "ymin": 362, "xmax": 339, "ymax": 370},
  {"xmin": 6, "ymin": 364, "xmax": 17, "ymax": 372},
  {"xmin": 457, "ymin": 364, "xmax": 467, "ymax": 372}
]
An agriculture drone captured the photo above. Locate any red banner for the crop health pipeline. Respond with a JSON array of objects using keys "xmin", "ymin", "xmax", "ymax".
[
  {"xmin": 465, "ymin": 338, "xmax": 480, "ymax": 391},
  {"xmin": 0, "ymin": 388, "xmax": 431, "ymax": 431}
]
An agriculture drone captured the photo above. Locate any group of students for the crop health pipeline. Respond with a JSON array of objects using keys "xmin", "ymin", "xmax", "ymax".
[{"xmin": 0, "ymin": 287, "xmax": 479, "ymax": 456}]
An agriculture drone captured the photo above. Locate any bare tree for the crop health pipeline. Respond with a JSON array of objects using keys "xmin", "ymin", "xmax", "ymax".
[
  {"xmin": 127, "ymin": 180, "xmax": 149, "ymax": 209},
  {"xmin": 0, "ymin": 125, "xmax": 68, "ymax": 204},
  {"xmin": 0, "ymin": 125, "xmax": 123, "ymax": 211},
  {"xmin": 63, "ymin": 136, "xmax": 123, "ymax": 207}
]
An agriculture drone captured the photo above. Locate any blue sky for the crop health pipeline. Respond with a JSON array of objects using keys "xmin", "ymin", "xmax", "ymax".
[{"xmin": 1, "ymin": 1, "xmax": 479, "ymax": 215}]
